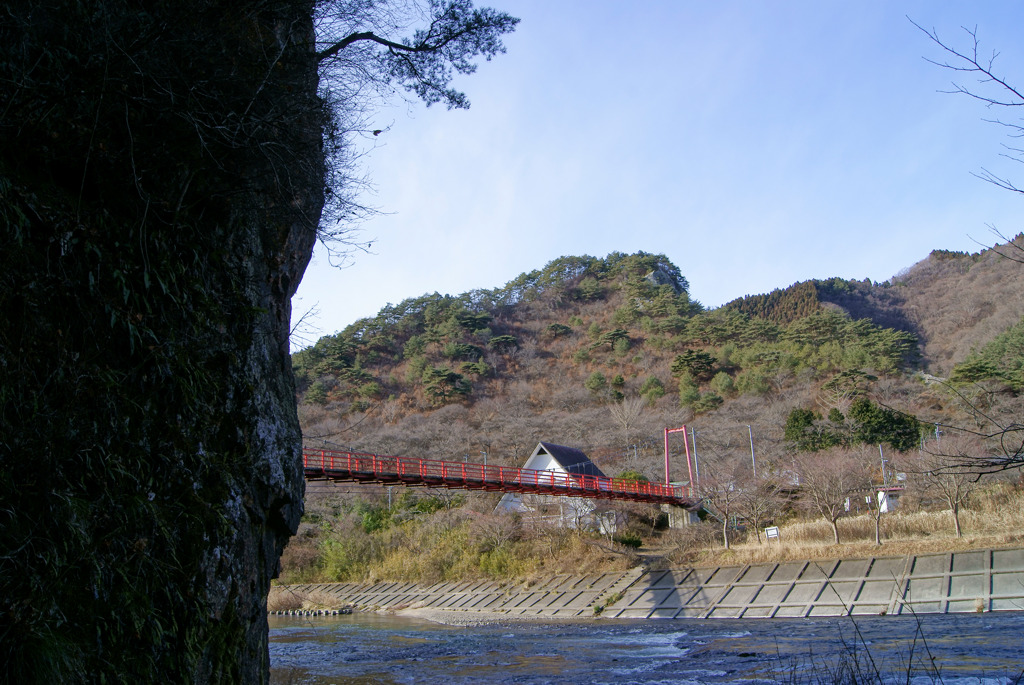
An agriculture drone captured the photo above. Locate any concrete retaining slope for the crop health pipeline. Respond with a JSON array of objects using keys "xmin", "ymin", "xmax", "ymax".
[
  {"xmin": 285, "ymin": 548, "xmax": 1024, "ymax": 619},
  {"xmin": 285, "ymin": 567, "xmax": 645, "ymax": 619},
  {"xmin": 609, "ymin": 548, "xmax": 1024, "ymax": 619}
]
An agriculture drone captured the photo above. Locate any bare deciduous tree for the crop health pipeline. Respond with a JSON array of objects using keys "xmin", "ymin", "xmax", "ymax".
[
  {"xmin": 914, "ymin": 20, "xmax": 1024, "ymax": 202},
  {"xmin": 737, "ymin": 473, "xmax": 785, "ymax": 544},
  {"xmin": 793, "ymin": 449, "xmax": 869, "ymax": 545},
  {"xmin": 909, "ymin": 435, "xmax": 987, "ymax": 538},
  {"xmin": 914, "ymin": 19, "xmax": 1024, "ymax": 270},
  {"xmin": 855, "ymin": 446, "xmax": 887, "ymax": 546},
  {"xmin": 696, "ymin": 458, "xmax": 745, "ymax": 550},
  {"xmin": 608, "ymin": 396, "xmax": 647, "ymax": 449},
  {"xmin": 471, "ymin": 511, "xmax": 521, "ymax": 552}
]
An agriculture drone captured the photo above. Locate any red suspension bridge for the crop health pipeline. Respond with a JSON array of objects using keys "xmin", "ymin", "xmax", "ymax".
[{"xmin": 302, "ymin": 448, "xmax": 696, "ymax": 507}]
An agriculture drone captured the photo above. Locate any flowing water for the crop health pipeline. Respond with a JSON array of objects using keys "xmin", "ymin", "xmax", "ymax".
[{"xmin": 270, "ymin": 611, "xmax": 1024, "ymax": 684}]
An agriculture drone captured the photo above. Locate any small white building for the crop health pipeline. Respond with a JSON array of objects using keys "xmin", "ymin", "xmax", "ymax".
[
  {"xmin": 495, "ymin": 442, "xmax": 623, "ymax": 534},
  {"xmin": 877, "ymin": 485, "xmax": 904, "ymax": 513}
]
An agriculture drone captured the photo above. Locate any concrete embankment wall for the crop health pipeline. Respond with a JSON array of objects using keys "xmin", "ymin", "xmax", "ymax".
[{"xmin": 282, "ymin": 548, "xmax": 1024, "ymax": 619}]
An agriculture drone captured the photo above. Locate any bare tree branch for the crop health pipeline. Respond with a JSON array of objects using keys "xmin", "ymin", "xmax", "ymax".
[
  {"xmin": 290, "ymin": 302, "xmax": 322, "ymax": 349},
  {"xmin": 969, "ymin": 225, "xmax": 1024, "ymax": 265},
  {"xmin": 911, "ymin": 19, "xmax": 1024, "ymax": 107},
  {"xmin": 912, "ymin": 18, "xmax": 1024, "ymax": 197}
]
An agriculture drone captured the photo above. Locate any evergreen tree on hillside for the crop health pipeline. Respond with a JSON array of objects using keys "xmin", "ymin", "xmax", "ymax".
[
  {"xmin": 951, "ymin": 315, "xmax": 1024, "ymax": 391},
  {"xmin": 847, "ymin": 398, "xmax": 920, "ymax": 453},
  {"xmin": 726, "ymin": 281, "xmax": 821, "ymax": 325},
  {"xmin": 785, "ymin": 399, "xmax": 919, "ymax": 454}
]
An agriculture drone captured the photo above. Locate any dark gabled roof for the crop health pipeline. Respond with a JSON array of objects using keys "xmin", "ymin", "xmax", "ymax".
[{"xmin": 536, "ymin": 442, "xmax": 606, "ymax": 478}]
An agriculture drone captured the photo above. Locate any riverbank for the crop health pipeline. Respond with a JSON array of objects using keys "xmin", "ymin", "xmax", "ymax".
[
  {"xmin": 282, "ymin": 481, "xmax": 1024, "ymax": 588},
  {"xmin": 664, "ymin": 522, "xmax": 1024, "ymax": 572},
  {"xmin": 271, "ymin": 546, "xmax": 1024, "ymax": 624}
]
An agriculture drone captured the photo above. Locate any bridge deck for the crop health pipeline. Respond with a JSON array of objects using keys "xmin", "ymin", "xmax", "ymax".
[{"xmin": 303, "ymin": 449, "xmax": 694, "ymax": 507}]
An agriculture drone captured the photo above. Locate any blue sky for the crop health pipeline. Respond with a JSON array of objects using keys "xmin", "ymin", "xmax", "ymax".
[{"xmin": 293, "ymin": 0, "xmax": 1024, "ymax": 348}]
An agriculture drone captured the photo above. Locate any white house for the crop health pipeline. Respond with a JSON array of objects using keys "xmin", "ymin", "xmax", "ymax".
[{"xmin": 495, "ymin": 442, "xmax": 623, "ymax": 534}]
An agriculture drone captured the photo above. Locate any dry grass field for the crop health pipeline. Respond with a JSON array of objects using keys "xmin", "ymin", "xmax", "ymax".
[
  {"xmin": 666, "ymin": 481, "xmax": 1024, "ymax": 569},
  {"xmin": 275, "ymin": 480, "xmax": 1024, "ymax": 588}
]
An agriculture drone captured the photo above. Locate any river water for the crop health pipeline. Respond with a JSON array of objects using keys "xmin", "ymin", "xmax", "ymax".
[{"xmin": 270, "ymin": 611, "xmax": 1024, "ymax": 684}]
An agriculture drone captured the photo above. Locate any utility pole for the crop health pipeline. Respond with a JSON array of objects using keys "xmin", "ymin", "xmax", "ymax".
[
  {"xmin": 690, "ymin": 428, "xmax": 700, "ymax": 488},
  {"xmin": 747, "ymin": 425, "xmax": 756, "ymax": 478},
  {"xmin": 664, "ymin": 426, "xmax": 691, "ymax": 494}
]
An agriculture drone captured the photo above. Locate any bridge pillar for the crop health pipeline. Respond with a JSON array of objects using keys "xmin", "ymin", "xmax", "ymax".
[{"xmin": 661, "ymin": 503, "xmax": 701, "ymax": 529}]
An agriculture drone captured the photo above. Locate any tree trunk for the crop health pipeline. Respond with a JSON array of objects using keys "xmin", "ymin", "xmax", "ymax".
[
  {"xmin": 830, "ymin": 519, "xmax": 841, "ymax": 545},
  {"xmin": 722, "ymin": 517, "xmax": 731, "ymax": 550},
  {"xmin": 952, "ymin": 501, "xmax": 963, "ymax": 538}
]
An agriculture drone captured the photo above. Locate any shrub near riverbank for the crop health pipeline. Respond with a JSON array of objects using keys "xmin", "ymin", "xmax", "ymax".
[
  {"xmin": 279, "ymin": 479, "xmax": 1024, "ymax": 586},
  {"xmin": 279, "ymin": 489, "xmax": 636, "ymax": 585}
]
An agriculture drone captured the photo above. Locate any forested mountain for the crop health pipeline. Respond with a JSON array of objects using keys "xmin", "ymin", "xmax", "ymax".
[
  {"xmin": 293, "ymin": 238, "xmax": 1024, "ymax": 481},
  {"xmin": 726, "ymin": 238, "xmax": 1024, "ymax": 375}
]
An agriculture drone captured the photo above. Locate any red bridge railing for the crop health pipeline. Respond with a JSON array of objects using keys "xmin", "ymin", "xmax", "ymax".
[{"xmin": 302, "ymin": 448, "xmax": 693, "ymax": 506}]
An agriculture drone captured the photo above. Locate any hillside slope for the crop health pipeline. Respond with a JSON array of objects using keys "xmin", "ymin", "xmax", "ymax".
[
  {"xmin": 292, "ymin": 241, "xmax": 1024, "ymax": 482},
  {"xmin": 726, "ymin": 235, "xmax": 1024, "ymax": 374}
]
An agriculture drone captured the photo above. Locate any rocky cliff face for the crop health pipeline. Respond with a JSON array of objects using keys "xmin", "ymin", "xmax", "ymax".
[{"xmin": 1, "ymin": 2, "xmax": 321, "ymax": 681}]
